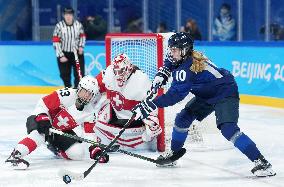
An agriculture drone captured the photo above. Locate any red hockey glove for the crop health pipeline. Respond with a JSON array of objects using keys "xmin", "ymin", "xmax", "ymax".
[{"xmin": 89, "ymin": 145, "xmax": 109, "ymax": 163}]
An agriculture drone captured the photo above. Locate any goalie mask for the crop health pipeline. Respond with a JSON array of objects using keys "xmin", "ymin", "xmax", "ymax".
[
  {"xmin": 167, "ymin": 32, "xmax": 194, "ymax": 67},
  {"xmin": 76, "ymin": 75, "xmax": 100, "ymax": 111},
  {"xmin": 112, "ymin": 53, "xmax": 133, "ymax": 87}
]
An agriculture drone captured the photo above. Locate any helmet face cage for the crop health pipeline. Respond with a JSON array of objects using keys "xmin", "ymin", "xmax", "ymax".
[
  {"xmin": 76, "ymin": 75, "xmax": 99, "ymax": 107},
  {"xmin": 112, "ymin": 54, "xmax": 133, "ymax": 87},
  {"xmin": 167, "ymin": 32, "xmax": 193, "ymax": 66}
]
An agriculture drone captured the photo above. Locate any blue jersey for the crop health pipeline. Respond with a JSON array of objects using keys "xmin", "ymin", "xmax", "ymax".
[{"xmin": 153, "ymin": 58, "xmax": 239, "ymax": 108}]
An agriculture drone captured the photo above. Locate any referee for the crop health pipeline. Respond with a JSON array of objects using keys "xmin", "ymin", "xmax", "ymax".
[{"xmin": 52, "ymin": 7, "xmax": 86, "ymax": 88}]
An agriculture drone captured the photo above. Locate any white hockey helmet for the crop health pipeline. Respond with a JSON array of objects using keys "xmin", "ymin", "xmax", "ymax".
[
  {"xmin": 112, "ymin": 53, "xmax": 133, "ymax": 87},
  {"xmin": 76, "ymin": 75, "xmax": 100, "ymax": 109}
]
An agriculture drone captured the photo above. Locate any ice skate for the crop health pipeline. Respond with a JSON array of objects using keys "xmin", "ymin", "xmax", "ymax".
[
  {"xmin": 251, "ymin": 155, "xmax": 276, "ymax": 177},
  {"xmin": 156, "ymin": 148, "xmax": 186, "ymax": 167},
  {"xmin": 5, "ymin": 149, "xmax": 30, "ymax": 170}
]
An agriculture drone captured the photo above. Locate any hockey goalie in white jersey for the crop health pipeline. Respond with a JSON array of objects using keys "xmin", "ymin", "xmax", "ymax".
[
  {"xmin": 5, "ymin": 75, "xmax": 110, "ymax": 169},
  {"xmin": 86, "ymin": 53, "xmax": 162, "ymax": 151}
]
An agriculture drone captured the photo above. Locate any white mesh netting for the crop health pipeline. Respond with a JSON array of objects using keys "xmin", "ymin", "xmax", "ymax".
[
  {"xmin": 110, "ymin": 38, "xmax": 158, "ymax": 80},
  {"xmin": 108, "ymin": 33, "xmax": 232, "ymax": 152}
]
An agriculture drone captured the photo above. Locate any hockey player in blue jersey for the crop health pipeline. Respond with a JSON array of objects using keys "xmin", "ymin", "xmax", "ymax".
[{"xmin": 132, "ymin": 32, "xmax": 276, "ymax": 177}]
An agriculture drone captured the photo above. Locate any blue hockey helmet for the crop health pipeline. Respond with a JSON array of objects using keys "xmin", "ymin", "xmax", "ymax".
[{"xmin": 167, "ymin": 32, "xmax": 194, "ymax": 66}]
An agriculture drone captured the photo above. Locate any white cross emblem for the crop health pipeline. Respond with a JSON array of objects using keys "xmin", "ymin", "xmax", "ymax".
[
  {"xmin": 57, "ymin": 115, "xmax": 69, "ymax": 127},
  {"xmin": 113, "ymin": 94, "xmax": 123, "ymax": 107}
]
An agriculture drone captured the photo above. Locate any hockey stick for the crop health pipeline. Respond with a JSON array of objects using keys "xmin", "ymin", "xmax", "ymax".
[
  {"xmin": 49, "ymin": 128, "xmax": 158, "ymax": 163},
  {"xmin": 60, "ymin": 114, "xmax": 137, "ymax": 184},
  {"xmin": 60, "ymin": 90, "xmax": 155, "ymax": 183},
  {"xmin": 59, "ymin": 90, "xmax": 186, "ymax": 183},
  {"xmin": 49, "ymin": 128, "xmax": 119, "ymax": 152},
  {"xmin": 73, "ymin": 48, "xmax": 82, "ymax": 80},
  {"xmin": 51, "ymin": 128, "xmax": 186, "ymax": 168}
]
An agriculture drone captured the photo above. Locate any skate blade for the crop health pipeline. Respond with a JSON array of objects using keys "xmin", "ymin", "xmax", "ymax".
[
  {"xmin": 253, "ymin": 168, "xmax": 276, "ymax": 177},
  {"xmin": 5, "ymin": 161, "xmax": 29, "ymax": 170},
  {"xmin": 156, "ymin": 161, "xmax": 177, "ymax": 167}
]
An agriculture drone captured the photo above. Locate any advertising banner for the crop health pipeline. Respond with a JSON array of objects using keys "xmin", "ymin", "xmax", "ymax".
[
  {"xmin": 0, "ymin": 42, "xmax": 105, "ymax": 86},
  {"xmin": 0, "ymin": 42, "xmax": 283, "ymax": 101},
  {"xmin": 196, "ymin": 45, "xmax": 284, "ymax": 99}
]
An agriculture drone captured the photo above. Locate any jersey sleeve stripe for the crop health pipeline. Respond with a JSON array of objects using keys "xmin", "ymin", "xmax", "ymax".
[
  {"xmin": 52, "ymin": 36, "xmax": 61, "ymax": 42},
  {"xmin": 205, "ymin": 63, "xmax": 223, "ymax": 78},
  {"xmin": 96, "ymin": 72, "xmax": 107, "ymax": 93},
  {"xmin": 19, "ymin": 137, "xmax": 37, "ymax": 154},
  {"xmin": 42, "ymin": 91, "xmax": 61, "ymax": 111},
  {"xmin": 79, "ymin": 33, "xmax": 86, "ymax": 38}
]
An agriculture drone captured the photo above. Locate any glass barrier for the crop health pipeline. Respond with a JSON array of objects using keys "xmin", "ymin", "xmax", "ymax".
[
  {"xmin": 77, "ymin": 0, "xmax": 108, "ymax": 40},
  {"xmin": 1, "ymin": 0, "xmax": 284, "ymax": 41},
  {"xmin": 0, "ymin": 0, "xmax": 32, "ymax": 41},
  {"xmin": 113, "ymin": 0, "xmax": 143, "ymax": 33},
  {"xmin": 181, "ymin": 0, "xmax": 209, "ymax": 40},
  {"xmin": 148, "ymin": 0, "xmax": 176, "ymax": 33}
]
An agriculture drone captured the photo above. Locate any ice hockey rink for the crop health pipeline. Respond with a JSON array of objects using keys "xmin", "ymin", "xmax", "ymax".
[{"xmin": 0, "ymin": 94, "xmax": 283, "ymax": 187}]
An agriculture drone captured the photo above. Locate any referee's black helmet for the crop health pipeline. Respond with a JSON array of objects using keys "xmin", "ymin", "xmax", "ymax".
[{"xmin": 63, "ymin": 7, "xmax": 74, "ymax": 15}]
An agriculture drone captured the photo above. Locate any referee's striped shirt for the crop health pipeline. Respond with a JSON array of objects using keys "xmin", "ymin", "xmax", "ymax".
[{"xmin": 52, "ymin": 20, "xmax": 86, "ymax": 57}]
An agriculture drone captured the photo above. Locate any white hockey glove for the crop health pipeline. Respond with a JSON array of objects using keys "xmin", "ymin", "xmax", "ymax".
[
  {"xmin": 151, "ymin": 66, "xmax": 171, "ymax": 94},
  {"xmin": 142, "ymin": 116, "xmax": 162, "ymax": 142},
  {"xmin": 132, "ymin": 99, "xmax": 157, "ymax": 120}
]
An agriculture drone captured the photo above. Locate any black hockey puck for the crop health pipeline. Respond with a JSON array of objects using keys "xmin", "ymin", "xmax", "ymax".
[{"xmin": 63, "ymin": 175, "xmax": 72, "ymax": 184}]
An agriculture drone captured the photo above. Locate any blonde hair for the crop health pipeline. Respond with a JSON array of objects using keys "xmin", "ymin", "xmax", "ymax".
[{"xmin": 190, "ymin": 50, "xmax": 207, "ymax": 73}]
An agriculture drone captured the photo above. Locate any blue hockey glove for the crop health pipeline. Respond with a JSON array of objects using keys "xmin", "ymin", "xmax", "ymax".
[{"xmin": 132, "ymin": 99, "xmax": 157, "ymax": 120}]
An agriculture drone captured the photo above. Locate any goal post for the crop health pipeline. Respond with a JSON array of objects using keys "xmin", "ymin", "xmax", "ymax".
[{"xmin": 106, "ymin": 33, "xmax": 167, "ymax": 151}]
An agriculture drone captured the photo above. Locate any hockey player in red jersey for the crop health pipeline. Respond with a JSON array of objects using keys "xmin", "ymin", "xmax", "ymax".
[
  {"xmin": 5, "ymin": 75, "xmax": 109, "ymax": 169},
  {"xmin": 85, "ymin": 53, "xmax": 162, "ymax": 151}
]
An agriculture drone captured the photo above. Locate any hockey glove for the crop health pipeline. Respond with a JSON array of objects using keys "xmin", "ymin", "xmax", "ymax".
[
  {"xmin": 151, "ymin": 66, "xmax": 171, "ymax": 94},
  {"xmin": 35, "ymin": 113, "xmax": 52, "ymax": 137},
  {"xmin": 142, "ymin": 116, "xmax": 162, "ymax": 142},
  {"xmin": 132, "ymin": 99, "xmax": 157, "ymax": 120},
  {"xmin": 89, "ymin": 145, "xmax": 109, "ymax": 163}
]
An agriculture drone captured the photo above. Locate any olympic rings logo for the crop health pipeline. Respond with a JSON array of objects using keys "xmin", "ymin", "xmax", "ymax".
[{"xmin": 84, "ymin": 52, "xmax": 105, "ymax": 75}]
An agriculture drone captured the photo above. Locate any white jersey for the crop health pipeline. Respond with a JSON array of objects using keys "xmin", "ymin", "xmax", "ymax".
[
  {"xmin": 33, "ymin": 87, "xmax": 107, "ymax": 131},
  {"xmin": 96, "ymin": 65, "xmax": 152, "ymax": 119}
]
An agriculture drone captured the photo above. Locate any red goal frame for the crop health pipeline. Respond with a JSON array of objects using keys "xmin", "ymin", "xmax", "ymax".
[{"xmin": 105, "ymin": 33, "xmax": 166, "ymax": 152}]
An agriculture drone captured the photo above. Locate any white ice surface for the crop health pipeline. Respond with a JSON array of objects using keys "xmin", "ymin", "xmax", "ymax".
[{"xmin": 0, "ymin": 94, "xmax": 284, "ymax": 187}]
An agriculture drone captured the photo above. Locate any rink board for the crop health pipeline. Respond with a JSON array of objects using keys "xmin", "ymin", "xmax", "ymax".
[{"xmin": 0, "ymin": 41, "xmax": 283, "ymax": 108}]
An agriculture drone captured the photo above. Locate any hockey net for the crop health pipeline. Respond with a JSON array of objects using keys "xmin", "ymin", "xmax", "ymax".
[{"xmin": 105, "ymin": 33, "xmax": 232, "ymax": 152}]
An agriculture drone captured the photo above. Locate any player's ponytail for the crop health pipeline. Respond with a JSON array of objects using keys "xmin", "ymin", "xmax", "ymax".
[{"xmin": 190, "ymin": 50, "xmax": 207, "ymax": 73}]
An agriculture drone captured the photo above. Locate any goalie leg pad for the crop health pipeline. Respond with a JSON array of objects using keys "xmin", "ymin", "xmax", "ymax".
[
  {"xmin": 94, "ymin": 120, "xmax": 151, "ymax": 151},
  {"xmin": 220, "ymin": 122, "xmax": 261, "ymax": 162}
]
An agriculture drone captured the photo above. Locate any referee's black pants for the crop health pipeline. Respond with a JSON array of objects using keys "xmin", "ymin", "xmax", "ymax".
[{"xmin": 57, "ymin": 51, "xmax": 85, "ymax": 88}]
